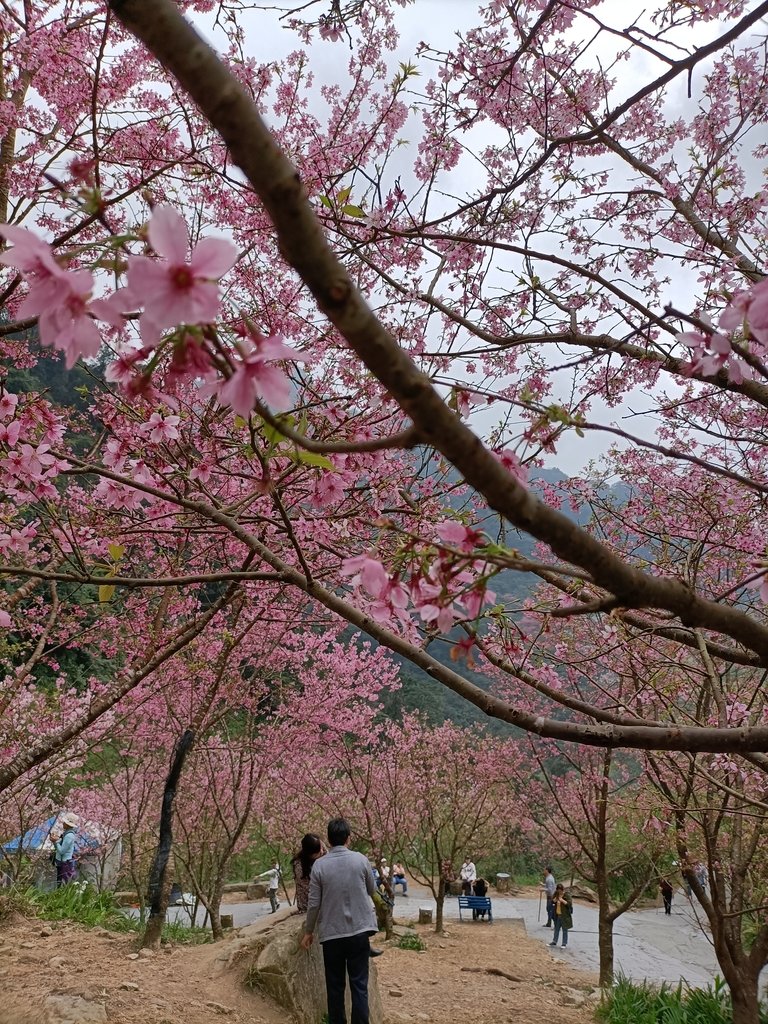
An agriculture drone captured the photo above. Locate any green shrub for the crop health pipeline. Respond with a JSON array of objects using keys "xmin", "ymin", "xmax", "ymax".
[
  {"xmin": 0, "ymin": 884, "xmax": 210, "ymax": 944},
  {"xmin": 597, "ymin": 975, "xmax": 768, "ymax": 1024},
  {"xmin": 397, "ymin": 933, "xmax": 426, "ymax": 951}
]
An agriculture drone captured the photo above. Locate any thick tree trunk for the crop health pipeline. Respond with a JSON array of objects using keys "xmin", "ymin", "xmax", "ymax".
[
  {"xmin": 730, "ymin": 970, "xmax": 761, "ymax": 1024},
  {"xmin": 597, "ymin": 905, "xmax": 614, "ymax": 989},
  {"xmin": 208, "ymin": 899, "xmax": 223, "ymax": 941},
  {"xmin": 434, "ymin": 879, "xmax": 446, "ymax": 934},
  {"xmin": 142, "ymin": 729, "xmax": 195, "ymax": 949}
]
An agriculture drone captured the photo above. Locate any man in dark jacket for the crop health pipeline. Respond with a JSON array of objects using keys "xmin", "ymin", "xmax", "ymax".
[{"xmin": 301, "ymin": 818, "xmax": 377, "ymax": 1024}]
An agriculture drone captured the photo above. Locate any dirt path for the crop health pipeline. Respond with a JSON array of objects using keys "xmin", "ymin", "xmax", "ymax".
[{"xmin": 0, "ymin": 905, "xmax": 599, "ymax": 1024}]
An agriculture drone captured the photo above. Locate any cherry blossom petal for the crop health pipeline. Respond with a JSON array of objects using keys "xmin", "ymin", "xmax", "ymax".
[
  {"xmin": 189, "ymin": 237, "xmax": 238, "ymax": 278},
  {"xmin": 147, "ymin": 205, "xmax": 189, "ymax": 263}
]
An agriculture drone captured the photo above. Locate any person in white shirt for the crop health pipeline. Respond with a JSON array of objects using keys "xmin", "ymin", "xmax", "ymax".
[
  {"xmin": 256, "ymin": 861, "xmax": 282, "ymax": 913},
  {"xmin": 542, "ymin": 866, "xmax": 556, "ymax": 927},
  {"xmin": 459, "ymin": 857, "xmax": 477, "ymax": 895}
]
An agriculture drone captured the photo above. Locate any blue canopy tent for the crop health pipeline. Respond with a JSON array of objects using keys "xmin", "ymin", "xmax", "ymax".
[
  {"xmin": 2, "ymin": 815, "xmax": 122, "ymax": 890},
  {"xmin": 3, "ymin": 815, "xmax": 101, "ymax": 857}
]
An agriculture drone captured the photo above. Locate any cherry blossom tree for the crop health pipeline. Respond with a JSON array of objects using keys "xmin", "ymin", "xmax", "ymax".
[
  {"xmin": 516, "ymin": 742, "xmax": 667, "ymax": 987},
  {"xmin": 2, "ymin": 2, "xmax": 768, "ymax": 857},
  {"xmin": 378, "ymin": 717, "xmax": 519, "ymax": 933},
  {"xmin": 646, "ymin": 748, "xmax": 768, "ymax": 1024}
]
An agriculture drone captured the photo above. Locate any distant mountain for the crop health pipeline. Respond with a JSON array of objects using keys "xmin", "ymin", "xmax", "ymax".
[{"xmin": 370, "ymin": 462, "xmax": 629, "ymax": 731}]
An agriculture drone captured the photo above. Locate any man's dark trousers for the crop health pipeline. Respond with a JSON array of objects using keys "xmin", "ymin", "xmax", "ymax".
[{"xmin": 321, "ymin": 932, "xmax": 370, "ymax": 1024}]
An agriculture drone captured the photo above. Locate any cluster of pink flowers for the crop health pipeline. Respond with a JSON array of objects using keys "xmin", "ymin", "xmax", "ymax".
[
  {"xmin": 341, "ymin": 519, "xmax": 496, "ymax": 632},
  {"xmin": 0, "ymin": 207, "xmax": 305, "ymax": 419},
  {"xmin": 0, "ymin": 225, "xmax": 120, "ymax": 368},
  {"xmin": 678, "ymin": 278, "xmax": 768, "ymax": 383}
]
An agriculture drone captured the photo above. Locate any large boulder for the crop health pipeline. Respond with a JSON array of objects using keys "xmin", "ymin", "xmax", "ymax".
[
  {"xmin": 568, "ymin": 882, "xmax": 597, "ymax": 903},
  {"xmin": 246, "ymin": 882, "xmax": 269, "ymax": 900},
  {"xmin": 226, "ymin": 909, "xmax": 382, "ymax": 1024}
]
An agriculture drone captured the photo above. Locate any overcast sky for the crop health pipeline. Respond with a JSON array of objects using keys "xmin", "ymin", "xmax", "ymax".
[{"xmin": 232, "ymin": 2, "xmax": 748, "ymax": 474}]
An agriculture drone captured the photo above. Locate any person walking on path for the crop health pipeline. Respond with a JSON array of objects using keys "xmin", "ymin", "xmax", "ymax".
[
  {"xmin": 256, "ymin": 861, "xmax": 282, "ymax": 913},
  {"xmin": 660, "ymin": 878, "xmax": 673, "ymax": 915},
  {"xmin": 460, "ymin": 856, "xmax": 477, "ymax": 896},
  {"xmin": 549, "ymin": 884, "xmax": 573, "ymax": 948},
  {"xmin": 50, "ymin": 813, "xmax": 79, "ymax": 887},
  {"xmin": 542, "ymin": 865, "xmax": 556, "ymax": 927},
  {"xmin": 301, "ymin": 817, "xmax": 378, "ymax": 1024}
]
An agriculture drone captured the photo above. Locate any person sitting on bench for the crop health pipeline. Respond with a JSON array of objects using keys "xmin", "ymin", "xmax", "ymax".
[
  {"xmin": 472, "ymin": 877, "xmax": 488, "ymax": 919},
  {"xmin": 391, "ymin": 862, "xmax": 408, "ymax": 895}
]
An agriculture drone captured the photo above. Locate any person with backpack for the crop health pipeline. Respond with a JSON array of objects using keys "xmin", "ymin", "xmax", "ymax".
[{"xmin": 50, "ymin": 813, "xmax": 79, "ymax": 887}]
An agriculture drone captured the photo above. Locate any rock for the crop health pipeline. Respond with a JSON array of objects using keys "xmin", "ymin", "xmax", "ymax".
[
  {"xmin": 240, "ymin": 914, "xmax": 383, "ymax": 1024},
  {"xmin": 568, "ymin": 882, "xmax": 597, "ymax": 903},
  {"xmin": 205, "ymin": 1002, "xmax": 234, "ymax": 1016},
  {"xmin": 48, "ymin": 955, "xmax": 67, "ymax": 969},
  {"xmin": 39, "ymin": 927, "xmax": 53, "ymax": 938},
  {"xmin": 246, "ymin": 882, "xmax": 269, "ymax": 900},
  {"xmin": 389, "ymin": 989, "xmax": 403, "ymax": 997},
  {"xmin": 138, "ymin": 947, "xmax": 154, "ymax": 958},
  {"xmin": 120, "ymin": 982, "xmax": 140, "ymax": 991},
  {"xmin": 20, "ymin": 941, "xmax": 35, "ymax": 949},
  {"xmin": 391, "ymin": 925, "xmax": 417, "ymax": 938},
  {"xmin": 113, "ymin": 890, "xmax": 139, "ymax": 907},
  {"xmin": 44, "ymin": 994, "xmax": 107, "ymax": 1023},
  {"xmin": 416, "ymin": 1014, "xmax": 430, "ymax": 1021},
  {"xmin": 126, "ymin": 953, "xmax": 139, "ymax": 961}
]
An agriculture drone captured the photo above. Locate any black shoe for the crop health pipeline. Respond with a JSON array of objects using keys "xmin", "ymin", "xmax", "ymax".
[
  {"xmin": 369, "ymin": 948, "xmax": 384, "ymax": 958},
  {"xmin": 549, "ymin": 942, "xmax": 557, "ymax": 947}
]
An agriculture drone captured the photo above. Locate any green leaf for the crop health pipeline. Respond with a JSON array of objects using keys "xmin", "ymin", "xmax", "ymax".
[
  {"xmin": 262, "ymin": 422, "xmax": 289, "ymax": 445},
  {"xmin": 341, "ymin": 204, "xmax": 365, "ymax": 218},
  {"xmin": 336, "ymin": 186, "xmax": 352, "ymax": 203},
  {"xmin": 107, "ymin": 544, "xmax": 125, "ymax": 562},
  {"xmin": 98, "ymin": 584, "xmax": 116, "ymax": 603},
  {"xmin": 234, "ymin": 415, "xmax": 248, "ymax": 429},
  {"xmin": 319, "ymin": 195, "xmax": 332, "ymax": 209},
  {"xmin": 293, "ymin": 450, "xmax": 335, "ymax": 471}
]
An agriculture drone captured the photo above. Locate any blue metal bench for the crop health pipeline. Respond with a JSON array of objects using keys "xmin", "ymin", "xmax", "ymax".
[{"xmin": 457, "ymin": 895, "xmax": 493, "ymax": 922}]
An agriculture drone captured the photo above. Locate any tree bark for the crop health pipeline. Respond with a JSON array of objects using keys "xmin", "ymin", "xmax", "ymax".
[
  {"xmin": 729, "ymin": 969, "xmax": 761, "ymax": 1024},
  {"xmin": 597, "ymin": 904, "xmax": 614, "ymax": 989},
  {"xmin": 434, "ymin": 878, "xmax": 446, "ymax": 934},
  {"xmin": 142, "ymin": 729, "xmax": 195, "ymax": 949}
]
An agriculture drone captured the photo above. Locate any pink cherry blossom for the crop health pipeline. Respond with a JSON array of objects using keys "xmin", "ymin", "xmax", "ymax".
[
  {"xmin": 0, "ymin": 223, "xmax": 68, "ymax": 280},
  {"xmin": 0, "ymin": 393, "xmax": 19, "ymax": 420},
  {"xmin": 217, "ymin": 333, "xmax": 305, "ymax": 415},
  {"xmin": 492, "ymin": 448, "xmax": 528, "ymax": 487},
  {"xmin": 0, "ymin": 420, "xmax": 20, "ymax": 447},
  {"xmin": 435, "ymin": 520, "xmax": 485, "ymax": 553},
  {"xmin": 0, "ymin": 225, "xmax": 118, "ymax": 366},
  {"xmin": 140, "ymin": 412, "xmax": 181, "ymax": 443},
  {"xmin": 125, "ymin": 206, "xmax": 237, "ymax": 343},
  {"xmin": 340, "ymin": 553, "xmax": 389, "ymax": 597},
  {"xmin": 106, "ymin": 347, "xmax": 149, "ymax": 386},
  {"xmin": 189, "ymin": 460, "xmax": 213, "ymax": 484}
]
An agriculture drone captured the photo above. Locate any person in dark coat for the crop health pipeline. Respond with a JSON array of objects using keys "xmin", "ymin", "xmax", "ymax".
[
  {"xmin": 472, "ymin": 877, "xmax": 488, "ymax": 919},
  {"xmin": 660, "ymin": 878, "xmax": 673, "ymax": 915},
  {"xmin": 549, "ymin": 884, "xmax": 573, "ymax": 948}
]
